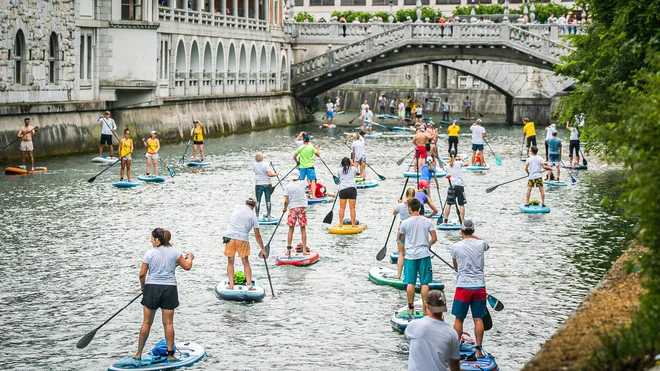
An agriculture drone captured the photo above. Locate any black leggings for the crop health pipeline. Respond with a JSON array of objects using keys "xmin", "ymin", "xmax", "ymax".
[
  {"xmin": 448, "ymin": 137, "xmax": 459, "ymax": 153},
  {"xmin": 569, "ymin": 140, "xmax": 580, "ymax": 157}
]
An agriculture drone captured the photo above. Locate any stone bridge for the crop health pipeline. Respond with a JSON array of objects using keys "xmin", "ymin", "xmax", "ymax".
[{"xmin": 288, "ymin": 22, "xmax": 575, "ymax": 98}]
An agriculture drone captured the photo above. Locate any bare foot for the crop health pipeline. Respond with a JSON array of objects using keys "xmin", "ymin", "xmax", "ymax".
[
  {"xmin": 394, "ymin": 275, "xmax": 401, "ymax": 279},
  {"xmin": 303, "ymin": 251, "xmax": 310, "ymax": 256},
  {"xmin": 351, "ymin": 225, "xmax": 357, "ymax": 228},
  {"xmin": 226, "ymin": 285, "xmax": 234, "ymax": 290},
  {"xmin": 476, "ymin": 350, "xmax": 485, "ymax": 358},
  {"xmin": 248, "ymin": 286, "xmax": 256, "ymax": 291},
  {"xmin": 168, "ymin": 355, "xmax": 179, "ymax": 361}
]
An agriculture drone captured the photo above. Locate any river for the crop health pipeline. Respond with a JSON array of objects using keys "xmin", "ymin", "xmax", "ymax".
[{"xmin": 0, "ymin": 113, "xmax": 631, "ymax": 370}]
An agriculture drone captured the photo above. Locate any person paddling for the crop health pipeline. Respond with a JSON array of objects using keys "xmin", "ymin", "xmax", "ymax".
[
  {"xmin": 283, "ymin": 169, "xmax": 309, "ymax": 256},
  {"xmin": 523, "ymin": 118, "xmax": 537, "ymax": 157},
  {"xmin": 415, "ymin": 185, "xmax": 438, "ymax": 219},
  {"xmin": 134, "ymin": 228, "xmax": 194, "ymax": 362},
  {"xmin": 397, "ymin": 99, "xmax": 406, "ymax": 126},
  {"xmin": 397, "ymin": 198, "xmax": 437, "ymax": 315},
  {"xmin": 119, "ymin": 128, "xmax": 134, "ymax": 182},
  {"xmin": 443, "ymin": 151, "xmax": 469, "ymax": 223},
  {"xmin": 393, "ymin": 187, "xmax": 416, "ymax": 279},
  {"xmin": 405, "ymin": 290, "xmax": 460, "ymax": 371},
  {"xmin": 17, "ymin": 118, "xmax": 38, "ymax": 171},
  {"xmin": 190, "ymin": 120, "xmax": 205, "ymax": 161},
  {"xmin": 566, "ymin": 120, "xmax": 580, "ymax": 166},
  {"xmin": 546, "ymin": 131, "xmax": 562, "ymax": 181},
  {"xmin": 346, "ymin": 132, "xmax": 367, "ymax": 180},
  {"xmin": 447, "ymin": 120, "xmax": 460, "ymax": 154},
  {"xmin": 98, "ymin": 111, "xmax": 117, "ymax": 158},
  {"xmin": 337, "ymin": 157, "xmax": 359, "ymax": 228},
  {"xmin": 450, "ymin": 220, "xmax": 489, "ymax": 359},
  {"xmin": 362, "ymin": 107, "xmax": 374, "ymax": 134},
  {"xmin": 525, "ymin": 146, "xmax": 552, "ymax": 207},
  {"xmin": 464, "ymin": 96, "xmax": 472, "ymax": 119},
  {"xmin": 324, "ymin": 99, "xmax": 335, "ymax": 127},
  {"xmin": 412, "ymin": 126, "xmax": 432, "ymax": 171},
  {"xmin": 293, "ymin": 135, "xmax": 321, "ymax": 200},
  {"xmin": 419, "ymin": 156, "xmax": 438, "ymax": 203},
  {"xmin": 543, "ymin": 123, "xmax": 556, "ymax": 161},
  {"xmin": 442, "ymin": 98, "xmax": 451, "ymax": 122},
  {"xmin": 141, "ymin": 131, "xmax": 160, "ymax": 177},
  {"xmin": 253, "ymin": 152, "xmax": 279, "ymax": 220},
  {"xmin": 223, "ymin": 198, "xmax": 267, "ymax": 290},
  {"xmin": 470, "ymin": 119, "xmax": 486, "ymax": 166}
]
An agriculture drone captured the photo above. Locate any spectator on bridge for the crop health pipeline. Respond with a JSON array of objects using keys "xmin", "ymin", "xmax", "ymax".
[
  {"xmin": 339, "ymin": 15, "xmax": 346, "ymax": 23},
  {"xmin": 438, "ymin": 16, "xmax": 446, "ymax": 24},
  {"xmin": 557, "ymin": 14, "xmax": 567, "ymax": 35},
  {"xmin": 547, "ymin": 13, "xmax": 557, "ymax": 24},
  {"xmin": 318, "ymin": 17, "xmax": 327, "ymax": 23},
  {"xmin": 567, "ymin": 15, "xmax": 576, "ymax": 34},
  {"xmin": 352, "ymin": 18, "xmax": 360, "ymax": 24}
]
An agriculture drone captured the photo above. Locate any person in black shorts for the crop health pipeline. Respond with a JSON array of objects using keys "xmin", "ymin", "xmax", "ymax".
[
  {"xmin": 97, "ymin": 111, "xmax": 117, "ymax": 158},
  {"xmin": 337, "ymin": 157, "xmax": 359, "ymax": 227},
  {"xmin": 134, "ymin": 229, "xmax": 194, "ymax": 362}
]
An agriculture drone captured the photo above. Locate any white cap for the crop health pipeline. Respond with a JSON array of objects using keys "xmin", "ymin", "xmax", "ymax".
[
  {"xmin": 290, "ymin": 169, "xmax": 300, "ymax": 180},
  {"xmin": 150, "ymin": 130, "xmax": 157, "ymax": 134}
]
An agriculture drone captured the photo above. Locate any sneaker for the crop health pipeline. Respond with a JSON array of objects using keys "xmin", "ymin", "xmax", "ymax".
[{"xmin": 542, "ymin": 204, "xmax": 547, "ymax": 208}]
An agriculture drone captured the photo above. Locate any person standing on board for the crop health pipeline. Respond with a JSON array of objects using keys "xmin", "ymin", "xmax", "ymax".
[
  {"xmin": 566, "ymin": 120, "xmax": 581, "ymax": 166},
  {"xmin": 450, "ymin": 220, "xmax": 489, "ymax": 360},
  {"xmin": 223, "ymin": 198, "xmax": 268, "ymax": 290},
  {"xmin": 141, "ymin": 131, "xmax": 160, "ymax": 177},
  {"xmin": 293, "ymin": 135, "xmax": 321, "ymax": 199},
  {"xmin": 543, "ymin": 123, "xmax": 556, "ymax": 161},
  {"xmin": 418, "ymin": 156, "xmax": 437, "ymax": 203},
  {"xmin": 347, "ymin": 132, "xmax": 368, "ymax": 180},
  {"xmin": 17, "ymin": 118, "xmax": 38, "ymax": 171},
  {"xmin": 134, "ymin": 228, "xmax": 194, "ymax": 362},
  {"xmin": 447, "ymin": 120, "xmax": 460, "ymax": 154},
  {"xmin": 362, "ymin": 107, "xmax": 374, "ymax": 134},
  {"xmin": 442, "ymin": 98, "xmax": 451, "ymax": 122},
  {"xmin": 334, "ymin": 95, "xmax": 341, "ymax": 113},
  {"xmin": 464, "ymin": 96, "xmax": 472, "ymax": 119},
  {"xmin": 393, "ymin": 187, "xmax": 416, "ymax": 279},
  {"xmin": 470, "ymin": 119, "xmax": 486, "ymax": 166},
  {"xmin": 415, "ymin": 185, "xmax": 439, "ymax": 219},
  {"xmin": 443, "ymin": 151, "xmax": 469, "ymax": 223},
  {"xmin": 360, "ymin": 100, "xmax": 369, "ymax": 116},
  {"xmin": 323, "ymin": 99, "xmax": 335, "ymax": 127},
  {"xmin": 397, "ymin": 99, "xmax": 406, "ymax": 126},
  {"xmin": 283, "ymin": 169, "xmax": 309, "ymax": 256},
  {"xmin": 546, "ymin": 131, "xmax": 562, "ymax": 182},
  {"xmin": 119, "ymin": 128, "xmax": 134, "ymax": 182},
  {"xmin": 390, "ymin": 98, "xmax": 396, "ymax": 115},
  {"xmin": 423, "ymin": 98, "xmax": 431, "ymax": 119},
  {"xmin": 98, "ymin": 111, "xmax": 117, "ymax": 158},
  {"xmin": 405, "ymin": 290, "xmax": 460, "ymax": 371},
  {"xmin": 412, "ymin": 126, "xmax": 432, "ymax": 172},
  {"xmin": 405, "ymin": 96, "xmax": 413, "ymax": 119},
  {"xmin": 414, "ymin": 104, "xmax": 424, "ymax": 125},
  {"xmin": 523, "ymin": 118, "xmax": 537, "ymax": 157},
  {"xmin": 398, "ymin": 198, "xmax": 438, "ymax": 315},
  {"xmin": 378, "ymin": 94, "xmax": 387, "ymax": 115},
  {"xmin": 337, "ymin": 157, "xmax": 359, "ymax": 228},
  {"xmin": 253, "ymin": 152, "xmax": 279, "ymax": 220},
  {"xmin": 190, "ymin": 120, "xmax": 205, "ymax": 161},
  {"xmin": 525, "ymin": 146, "xmax": 552, "ymax": 207}
]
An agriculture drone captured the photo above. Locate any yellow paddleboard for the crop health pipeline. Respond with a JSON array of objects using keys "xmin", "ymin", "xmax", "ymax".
[{"xmin": 328, "ymin": 224, "xmax": 368, "ymax": 235}]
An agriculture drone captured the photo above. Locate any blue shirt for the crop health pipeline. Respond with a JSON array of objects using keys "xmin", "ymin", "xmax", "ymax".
[
  {"xmin": 547, "ymin": 137, "xmax": 562, "ymax": 155},
  {"xmin": 420, "ymin": 164, "xmax": 436, "ymax": 182},
  {"xmin": 415, "ymin": 191, "xmax": 428, "ymax": 215}
]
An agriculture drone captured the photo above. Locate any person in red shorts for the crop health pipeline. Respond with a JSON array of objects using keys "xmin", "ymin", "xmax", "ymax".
[
  {"xmin": 283, "ymin": 170, "xmax": 309, "ymax": 256},
  {"xmin": 450, "ymin": 220, "xmax": 490, "ymax": 359},
  {"xmin": 313, "ymin": 182, "xmax": 336, "ymax": 199},
  {"xmin": 412, "ymin": 127, "xmax": 432, "ymax": 171}
]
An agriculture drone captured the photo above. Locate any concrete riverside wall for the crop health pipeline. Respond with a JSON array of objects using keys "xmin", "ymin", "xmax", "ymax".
[{"xmin": 0, "ymin": 93, "xmax": 308, "ymax": 161}]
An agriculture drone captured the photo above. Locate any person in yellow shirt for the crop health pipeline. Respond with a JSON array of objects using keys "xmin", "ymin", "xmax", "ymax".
[
  {"xmin": 190, "ymin": 120, "xmax": 205, "ymax": 161},
  {"xmin": 447, "ymin": 120, "xmax": 460, "ymax": 154},
  {"xmin": 119, "ymin": 128, "xmax": 134, "ymax": 182},
  {"xmin": 522, "ymin": 118, "xmax": 537, "ymax": 157},
  {"xmin": 142, "ymin": 130, "xmax": 160, "ymax": 177}
]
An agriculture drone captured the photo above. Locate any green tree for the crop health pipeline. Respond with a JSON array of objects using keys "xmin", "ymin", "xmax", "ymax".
[
  {"xmin": 517, "ymin": 3, "xmax": 571, "ymax": 23},
  {"xmin": 294, "ymin": 11, "xmax": 314, "ymax": 22}
]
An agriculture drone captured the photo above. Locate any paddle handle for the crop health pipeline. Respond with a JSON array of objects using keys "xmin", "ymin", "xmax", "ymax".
[
  {"xmin": 263, "ymin": 256, "xmax": 275, "ymax": 297},
  {"xmin": 447, "ymin": 178, "xmax": 463, "ymax": 225},
  {"xmin": 271, "ymin": 164, "xmax": 298, "ymax": 190}
]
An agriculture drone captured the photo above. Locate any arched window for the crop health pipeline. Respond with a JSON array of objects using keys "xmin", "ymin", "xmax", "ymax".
[
  {"xmin": 14, "ymin": 30, "xmax": 26, "ymax": 85},
  {"xmin": 49, "ymin": 32, "xmax": 59, "ymax": 84}
]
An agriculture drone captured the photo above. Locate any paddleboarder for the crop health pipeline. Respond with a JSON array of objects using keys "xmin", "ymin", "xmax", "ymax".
[
  {"xmin": 17, "ymin": 118, "xmax": 38, "ymax": 171},
  {"xmin": 464, "ymin": 96, "xmax": 472, "ymax": 119},
  {"xmin": 412, "ymin": 127, "xmax": 432, "ymax": 171},
  {"xmin": 390, "ymin": 98, "xmax": 396, "ymax": 115},
  {"xmin": 190, "ymin": 120, "xmax": 204, "ymax": 161},
  {"xmin": 378, "ymin": 94, "xmax": 387, "ymax": 115},
  {"xmin": 546, "ymin": 131, "xmax": 562, "ymax": 182},
  {"xmin": 134, "ymin": 228, "xmax": 194, "ymax": 362},
  {"xmin": 450, "ymin": 220, "xmax": 489, "ymax": 359},
  {"xmin": 447, "ymin": 120, "xmax": 460, "ymax": 154},
  {"xmin": 223, "ymin": 198, "xmax": 268, "ymax": 290},
  {"xmin": 119, "ymin": 128, "xmax": 134, "ymax": 182},
  {"xmin": 360, "ymin": 100, "xmax": 369, "ymax": 116},
  {"xmin": 442, "ymin": 98, "xmax": 451, "ymax": 122},
  {"xmin": 283, "ymin": 169, "xmax": 309, "ymax": 256},
  {"xmin": 543, "ymin": 123, "xmax": 557, "ymax": 161},
  {"xmin": 415, "ymin": 186, "xmax": 438, "ymax": 219},
  {"xmin": 334, "ymin": 95, "xmax": 341, "ymax": 112},
  {"xmin": 405, "ymin": 96, "xmax": 413, "ymax": 119},
  {"xmin": 347, "ymin": 132, "xmax": 367, "ymax": 180},
  {"xmin": 443, "ymin": 151, "xmax": 469, "ymax": 223},
  {"xmin": 523, "ymin": 118, "xmax": 537, "ymax": 157},
  {"xmin": 414, "ymin": 104, "xmax": 423, "ymax": 125},
  {"xmin": 293, "ymin": 135, "xmax": 321, "ymax": 199},
  {"xmin": 397, "ymin": 198, "xmax": 438, "ymax": 315},
  {"xmin": 397, "ymin": 99, "xmax": 406, "ymax": 125},
  {"xmin": 253, "ymin": 152, "xmax": 279, "ymax": 220},
  {"xmin": 141, "ymin": 130, "xmax": 160, "ymax": 177},
  {"xmin": 337, "ymin": 157, "xmax": 359, "ymax": 228},
  {"xmin": 419, "ymin": 156, "xmax": 437, "ymax": 203},
  {"xmin": 362, "ymin": 107, "xmax": 374, "ymax": 134},
  {"xmin": 393, "ymin": 187, "xmax": 417, "ymax": 279},
  {"xmin": 324, "ymin": 99, "xmax": 335, "ymax": 126},
  {"xmin": 525, "ymin": 146, "xmax": 552, "ymax": 207},
  {"xmin": 405, "ymin": 290, "xmax": 460, "ymax": 371},
  {"xmin": 98, "ymin": 111, "xmax": 117, "ymax": 158},
  {"xmin": 470, "ymin": 119, "xmax": 486, "ymax": 166},
  {"xmin": 567, "ymin": 120, "xmax": 581, "ymax": 166}
]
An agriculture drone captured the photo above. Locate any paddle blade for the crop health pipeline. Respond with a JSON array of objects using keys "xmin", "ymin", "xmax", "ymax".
[
  {"xmin": 483, "ymin": 309, "xmax": 493, "ymax": 331},
  {"xmin": 495, "ymin": 157, "xmax": 503, "ymax": 166},
  {"xmin": 378, "ymin": 174, "xmax": 386, "ymax": 181},
  {"xmin": 583, "ymin": 158, "xmax": 588, "ymax": 166},
  {"xmin": 333, "ymin": 176, "xmax": 340, "ymax": 185},
  {"xmin": 376, "ymin": 246, "xmax": 387, "ymax": 261},
  {"xmin": 87, "ymin": 176, "xmax": 97, "ymax": 183},
  {"xmin": 264, "ymin": 243, "xmax": 271, "ymax": 259},
  {"xmin": 169, "ymin": 169, "xmax": 175, "ymax": 177},
  {"xmin": 571, "ymin": 176, "xmax": 577, "ymax": 184},
  {"xmin": 76, "ymin": 328, "xmax": 98, "ymax": 349},
  {"xmin": 323, "ymin": 210, "xmax": 333, "ymax": 224},
  {"xmin": 396, "ymin": 158, "xmax": 405, "ymax": 166},
  {"xmin": 178, "ymin": 158, "xmax": 184, "ymax": 165},
  {"xmin": 487, "ymin": 294, "xmax": 504, "ymax": 311},
  {"xmin": 485, "ymin": 185, "xmax": 497, "ymax": 193}
]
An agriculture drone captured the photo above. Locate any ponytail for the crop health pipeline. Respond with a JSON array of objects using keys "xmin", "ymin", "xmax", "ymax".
[
  {"xmin": 151, "ymin": 228, "xmax": 166, "ymax": 246},
  {"xmin": 341, "ymin": 157, "xmax": 351, "ymax": 175},
  {"xmin": 405, "ymin": 187, "xmax": 415, "ymax": 200},
  {"xmin": 449, "ymin": 153, "xmax": 456, "ymax": 167},
  {"xmin": 163, "ymin": 230, "xmax": 172, "ymax": 246}
]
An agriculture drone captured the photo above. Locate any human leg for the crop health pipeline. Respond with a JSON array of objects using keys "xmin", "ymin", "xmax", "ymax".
[
  {"xmin": 453, "ymin": 317, "xmax": 465, "ymax": 339},
  {"xmin": 126, "ymin": 159, "xmax": 132, "ymax": 182},
  {"xmin": 21, "ymin": 151, "xmax": 25, "ymax": 166},
  {"xmin": 134, "ymin": 306, "xmax": 157, "ymax": 358},
  {"xmin": 192, "ymin": 144, "xmax": 198, "ymax": 159},
  {"xmin": 525, "ymin": 184, "xmax": 532, "ymax": 205},
  {"xmin": 540, "ymin": 185, "xmax": 546, "ymax": 206},
  {"xmin": 109, "ymin": 144, "xmax": 114, "ymax": 157},
  {"xmin": 301, "ymin": 226, "xmax": 308, "ymax": 255},
  {"xmin": 349, "ymin": 199, "xmax": 357, "ymax": 227},
  {"xmin": 200, "ymin": 144, "xmax": 205, "ymax": 160},
  {"xmin": 255, "ymin": 185, "xmax": 264, "ymax": 216},
  {"xmin": 161, "ymin": 309, "xmax": 177, "ymax": 360},
  {"xmin": 153, "ymin": 157, "xmax": 159, "ymax": 176},
  {"xmin": 241, "ymin": 256, "xmax": 254, "ymax": 290},
  {"xmin": 395, "ymin": 231, "xmax": 405, "ymax": 279},
  {"xmin": 286, "ymin": 225, "xmax": 294, "ymax": 255},
  {"xmin": 28, "ymin": 151, "xmax": 34, "ymax": 170},
  {"xmin": 226, "ymin": 256, "xmax": 235, "ymax": 289},
  {"xmin": 264, "ymin": 185, "xmax": 273, "ymax": 217},
  {"xmin": 145, "ymin": 158, "xmax": 152, "ymax": 175},
  {"xmin": 120, "ymin": 159, "xmax": 126, "ymax": 180},
  {"xmin": 338, "ymin": 198, "xmax": 347, "ymax": 227}
]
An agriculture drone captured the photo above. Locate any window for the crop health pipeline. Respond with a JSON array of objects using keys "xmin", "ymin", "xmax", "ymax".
[
  {"xmin": 294, "ymin": 0, "xmax": 304, "ymax": 6},
  {"xmin": 472, "ymin": 79, "xmax": 480, "ymax": 88},
  {"xmin": 458, "ymin": 76, "xmax": 468, "ymax": 88},
  {"xmin": 310, "ymin": 0, "xmax": 334, "ymax": 5},
  {"xmin": 80, "ymin": 30, "xmax": 94, "ymax": 81},
  {"xmin": 435, "ymin": 0, "xmax": 460, "ymax": 3},
  {"xmin": 49, "ymin": 32, "xmax": 59, "ymax": 84},
  {"xmin": 340, "ymin": 0, "xmax": 365, "ymax": 5},
  {"xmin": 404, "ymin": 0, "xmax": 428, "ymax": 5},
  {"xmin": 121, "ymin": 0, "xmax": 142, "ymax": 20},
  {"xmin": 14, "ymin": 30, "xmax": 26, "ymax": 85},
  {"xmin": 159, "ymin": 40, "xmax": 169, "ymax": 80},
  {"xmin": 372, "ymin": 0, "xmax": 389, "ymax": 5}
]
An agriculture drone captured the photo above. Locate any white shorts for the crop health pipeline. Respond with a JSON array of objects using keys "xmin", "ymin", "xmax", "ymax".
[
  {"xmin": 355, "ymin": 153, "xmax": 366, "ymax": 162},
  {"xmin": 19, "ymin": 141, "xmax": 34, "ymax": 152},
  {"xmin": 146, "ymin": 153, "xmax": 159, "ymax": 160}
]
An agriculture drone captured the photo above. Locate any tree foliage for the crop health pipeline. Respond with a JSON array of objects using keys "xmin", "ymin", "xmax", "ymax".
[
  {"xmin": 294, "ymin": 11, "xmax": 315, "ymax": 22},
  {"xmin": 331, "ymin": 7, "xmax": 444, "ymax": 23}
]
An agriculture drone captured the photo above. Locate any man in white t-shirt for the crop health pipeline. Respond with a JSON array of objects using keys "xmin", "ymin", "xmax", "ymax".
[
  {"xmin": 405, "ymin": 290, "xmax": 460, "ymax": 371},
  {"xmin": 350, "ymin": 133, "xmax": 367, "ymax": 179},
  {"xmin": 442, "ymin": 98, "xmax": 451, "ymax": 122},
  {"xmin": 450, "ymin": 219, "xmax": 489, "ymax": 359},
  {"xmin": 98, "ymin": 111, "xmax": 117, "ymax": 158},
  {"xmin": 397, "ymin": 100, "xmax": 406, "ymax": 125},
  {"xmin": 525, "ymin": 146, "xmax": 552, "ymax": 206},
  {"xmin": 362, "ymin": 108, "xmax": 374, "ymax": 133},
  {"xmin": 360, "ymin": 100, "xmax": 369, "ymax": 116},
  {"xmin": 544, "ymin": 123, "xmax": 556, "ymax": 161},
  {"xmin": 283, "ymin": 169, "xmax": 310, "ymax": 256},
  {"xmin": 470, "ymin": 119, "xmax": 486, "ymax": 166},
  {"xmin": 324, "ymin": 99, "xmax": 335, "ymax": 126},
  {"xmin": 223, "ymin": 198, "xmax": 268, "ymax": 290}
]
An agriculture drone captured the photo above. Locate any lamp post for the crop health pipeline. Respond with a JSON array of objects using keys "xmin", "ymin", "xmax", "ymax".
[
  {"xmin": 415, "ymin": 0, "xmax": 422, "ymax": 23},
  {"xmin": 503, "ymin": 0, "xmax": 509, "ymax": 23},
  {"xmin": 388, "ymin": 0, "xmax": 394, "ymax": 23}
]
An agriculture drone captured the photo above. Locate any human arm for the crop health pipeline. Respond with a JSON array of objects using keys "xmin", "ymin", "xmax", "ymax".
[
  {"xmin": 139, "ymin": 262, "xmax": 149, "ymax": 291},
  {"xmin": 293, "ymin": 152, "xmax": 299, "ymax": 163},
  {"xmin": 314, "ymin": 147, "xmax": 321, "ymax": 157},
  {"xmin": 452, "ymin": 258, "xmax": 458, "ymax": 271},
  {"xmin": 344, "ymin": 134, "xmax": 353, "ymax": 144},
  {"xmin": 177, "ymin": 253, "xmax": 194, "ymax": 270},
  {"xmin": 525, "ymin": 163, "xmax": 530, "ymax": 174},
  {"xmin": 283, "ymin": 195, "xmax": 289, "ymax": 212},
  {"xmin": 254, "ymin": 228, "xmax": 267, "ymax": 258},
  {"xmin": 427, "ymin": 199, "xmax": 438, "ymax": 218},
  {"xmin": 566, "ymin": 120, "xmax": 571, "ymax": 130},
  {"xmin": 429, "ymin": 229, "xmax": 437, "ymax": 247}
]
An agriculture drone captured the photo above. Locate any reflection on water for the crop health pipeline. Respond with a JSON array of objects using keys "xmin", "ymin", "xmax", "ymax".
[{"xmin": 0, "ymin": 118, "xmax": 629, "ymax": 370}]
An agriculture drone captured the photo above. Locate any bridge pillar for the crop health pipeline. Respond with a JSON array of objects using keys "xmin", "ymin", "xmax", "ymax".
[
  {"xmin": 439, "ymin": 66, "xmax": 447, "ymax": 89},
  {"xmin": 422, "ymin": 64, "xmax": 429, "ymax": 89},
  {"xmin": 428, "ymin": 65, "xmax": 438, "ymax": 89},
  {"xmin": 512, "ymin": 97, "xmax": 552, "ymax": 125}
]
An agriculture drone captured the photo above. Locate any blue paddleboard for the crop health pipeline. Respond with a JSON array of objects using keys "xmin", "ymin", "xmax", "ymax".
[
  {"xmin": 108, "ymin": 342, "xmax": 206, "ymax": 371},
  {"xmin": 138, "ymin": 175, "xmax": 165, "ymax": 183},
  {"xmin": 545, "ymin": 180, "xmax": 568, "ymax": 187},
  {"xmin": 258, "ymin": 216, "xmax": 280, "ymax": 225},
  {"xmin": 308, "ymin": 196, "xmax": 332, "ymax": 205},
  {"xmin": 520, "ymin": 204, "xmax": 550, "ymax": 213},
  {"xmin": 185, "ymin": 160, "xmax": 209, "ymax": 167},
  {"xmin": 437, "ymin": 221, "xmax": 462, "ymax": 230},
  {"xmin": 215, "ymin": 280, "xmax": 265, "ymax": 302},
  {"xmin": 112, "ymin": 181, "xmax": 139, "ymax": 188},
  {"xmin": 356, "ymin": 180, "xmax": 379, "ymax": 189}
]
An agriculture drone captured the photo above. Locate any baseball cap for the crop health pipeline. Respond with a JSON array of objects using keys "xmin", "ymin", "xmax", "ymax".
[
  {"xmin": 290, "ymin": 169, "xmax": 300, "ymax": 180},
  {"xmin": 105, "ymin": 111, "xmax": 110, "ymax": 114},
  {"xmin": 476, "ymin": 119, "xmax": 483, "ymax": 123},
  {"xmin": 461, "ymin": 219, "xmax": 475, "ymax": 232},
  {"xmin": 426, "ymin": 290, "xmax": 448, "ymax": 314},
  {"xmin": 303, "ymin": 135, "xmax": 310, "ymax": 142},
  {"xmin": 150, "ymin": 130, "xmax": 157, "ymax": 134}
]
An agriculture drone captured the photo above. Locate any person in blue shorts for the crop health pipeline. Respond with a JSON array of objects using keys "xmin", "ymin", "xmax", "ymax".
[
  {"xmin": 450, "ymin": 220, "xmax": 490, "ymax": 359},
  {"xmin": 398, "ymin": 198, "xmax": 438, "ymax": 316},
  {"xmin": 293, "ymin": 135, "xmax": 321, "ymax": 199}
]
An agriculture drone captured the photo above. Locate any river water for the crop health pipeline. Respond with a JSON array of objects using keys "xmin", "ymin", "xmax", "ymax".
[{"xmin": 0, "ymin": 113, "xmax": 630, "ymax": 370}]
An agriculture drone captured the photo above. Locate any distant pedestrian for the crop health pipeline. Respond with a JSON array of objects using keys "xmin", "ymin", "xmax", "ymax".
[
  {"xmin": 17, "ymin": 118, "xmax": 38, "ymax": 171},
  {"xmin": 464, "ymin": 96, "xmax": 472, "ymax": 119},
  {"xmin": 442, "ymin": 98, "xmax": 451, "ymax": 121}
]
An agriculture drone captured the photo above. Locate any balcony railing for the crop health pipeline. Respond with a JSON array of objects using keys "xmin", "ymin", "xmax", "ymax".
[{"xmin": 158, "ymin": 6, "xmax": 269, "ymax": 31}]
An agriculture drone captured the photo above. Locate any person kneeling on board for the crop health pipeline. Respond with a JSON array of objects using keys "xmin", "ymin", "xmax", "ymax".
[{"xmin": 283, "ymin": 170, "xmax": 309, "ymax": 256}]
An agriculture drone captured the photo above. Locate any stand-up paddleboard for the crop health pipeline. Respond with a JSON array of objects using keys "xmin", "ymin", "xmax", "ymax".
[
  {"xmin": 364, "ymin": 132, "xmax": 383, "ymax": 139},
  {"xmin": 336, "ymin": 111, "xmax": 345, "ymax": 115},
  {"xmin": 368, "ymin": 266, "xmax": 444, "ymax": 292},
  {"xmin": 437, "ymin": 220, "xmax": 462, "ymax": 230},
  {"xmin": 391, "ymin": 300, "xmax": 425, "ymax": 332},
  {"xmin": 319, "ymin": 124, "xmax": 336, "ymax": 129},
  {"xmin": 439, "ymin": 120, "xmax": 450, "ymax": 125},
  {"xmin": 185, "ymin": 160, "xmax": 210, "ymax": 167},
  {"xmin": 459, "ymin": 333, "xmax": 499, "ymax": 371},
  {"xmin": 113, "ymin": 181, "xmax": 140, "ymax": 188},
  {"xmin": 276, "ymin": 248, "xmax": 319, "ymax": 266},
  {"xmin": 422, "ymin": 117, "xmax": 433, "ymax": 121},
  {"xmin": 563, "ymin": 164, "xmax": 588, "ymax": 170},
  {"xmin": 328, "ymin": 224, "xmax": 368, "ymax": 235},
  {"xmin": 258, "ymin": 216, "xmax": 280, "ymax": 225},
  {"xmin": 138, "ymin": 175, "xmax": 166, "ymax": 183},
  {"xmin": 308, "ymin": 196, "xmax": 332, "ymax": 205},
  {"xmin": 108, "ymin": 342, "xmax": 206, "ymax": 371},
  {"xmin": 356, "ymin": 180, "xmax": 379, "ymax": 189},
  {"xmin": 545, "ymin": 180, "xmax": 568, "ymax": 187},
  {"xmin": 215, "ymin": 279, "xmax": 265, "ymax": 302},
  {"xmin": 92, "ymin": 156, "xmax": 119, "ymax": 164},
  {"xmin": 520, "ymin": 204, "xmax": 550, "ymax": 213},
  {"xmin": 392, "ymin": 126, "xmax": 413, "ymax": 132},
  {"xmin": 465, "ymin": 164, "xmax": 490, "ymax": 171},
  {"xmin": 5, "ymin": 166, "xmax": 47, "ymax": 175},
  {"xmin": 520, "ymin": 157, "xmax": 529, "ymax": 162},
  {"xmin": 403, "ymin": 171, "xmax": 447, "ymax": 178}
]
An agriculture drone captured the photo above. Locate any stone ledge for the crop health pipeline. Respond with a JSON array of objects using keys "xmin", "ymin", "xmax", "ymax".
[
  {"xmin": 109, "ymin": 20, "xmax": 160, "ymax": 30},
  {"xmin": 0, "ymin": 101, "xmax": 106, "ymax": 115}
]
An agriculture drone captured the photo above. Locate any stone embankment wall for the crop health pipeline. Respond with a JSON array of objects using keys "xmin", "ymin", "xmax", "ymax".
[{"xmin": 0, "ymin": 93, "xmax": 309, "ymax": 161}]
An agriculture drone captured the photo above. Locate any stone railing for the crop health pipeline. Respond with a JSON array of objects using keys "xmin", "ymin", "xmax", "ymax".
[
  {"xmin": 158, "ymin": 6, "xmax": 268, "ymax": 31},
  {"xmin": 507, "ymin": 25, "xmax": 575, "ymax": 59}
]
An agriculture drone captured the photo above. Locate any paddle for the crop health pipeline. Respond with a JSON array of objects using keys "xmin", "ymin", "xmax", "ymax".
[
  {"xmin": 262, "ymin": 246, "xmax": 275, "ymax": 298},
  {"xmin": 559, "ymin": 159, "xmax": 577, "ymax": 184},
  {"xmin": 579, "ymin": 147, "xmax": 588, "ymax": 166},
  {"xmin": 271, "ymin": 164, "xmax": 299, "ymax": 189},
  {"xmin": 1, "ymin": 126, "xmax": 39, "ymax": 152},
  {"xmin": 270, "ymin": 162, "xmax": 285, "ymax": 192},
  {"xmin": 76, "ymin": 292, "xmax": 143, "ymax": 348},
  {"xmin": 472, "ymin": 108, "xmax": 485, "ymax": 118},
  {"xmin": 323, "ymin": 193, "xmax": 338, "ymax": 224},
  {"xmin": 159, "ymin": 158, "xmax": 176, "ymax": 177},
  {"xmin": 317, "ymin": 156, "xmax": 340, "ymax": 185},
  {"xmin": 348, "ymin": 112, "xmax": 362, "ymax": 124},
  {"xmin": 519, "ymin": 136, "xmax": 525, "ymax": 159},
  {"xmin": 485, "ymin": 174, "xmax": 528, "ymax": 194},
  {"xmin": 483, "ymin": 138, "xmax": 502, "ymax": 166},
  {"xmin": 343, "ymin": 143, "xmax": 386, "ymax": 181},
  {"xmin": 87, "ymin": 156, "xmax": 128, "ymax": 183},
  {"xmin": 371, "ymin": 122, "xmax": 394, "ymax": 132},
  {"xmin": 396, "ymin": 148, "xmax": 415, "ymax": 166},
  {"xmin": 376, "ymin": 176, "xmax": 410, "ymax": 261}
]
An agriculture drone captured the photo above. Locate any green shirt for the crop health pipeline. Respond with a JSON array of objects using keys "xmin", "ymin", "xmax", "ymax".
[{"xmin": 296, "ymin": 144, "xmax": 317, "ymax": 169}]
